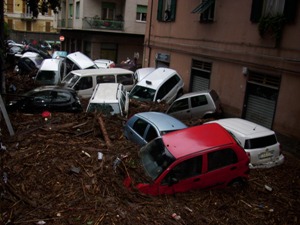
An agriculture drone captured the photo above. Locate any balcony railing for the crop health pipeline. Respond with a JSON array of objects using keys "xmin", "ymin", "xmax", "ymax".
[
  {"xmin": 21, "ymin": 13, "xmax": 36, "ymax": 20},
  {"xmin": 57, "ymin": 17, "xmax": 124, "ymax": 31},
  {"xmin": 83, "ymin": 17, "xmax": 124, "ymax": 31}
]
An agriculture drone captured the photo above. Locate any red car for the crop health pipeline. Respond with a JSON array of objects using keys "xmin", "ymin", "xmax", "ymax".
[{"xmin": 124, "ymin": 123, "xmax": 250, "ymax": 195}]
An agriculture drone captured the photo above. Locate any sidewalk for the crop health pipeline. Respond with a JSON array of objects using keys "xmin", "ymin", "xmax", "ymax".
[{"xmin": 276, "ymin": 133, "xmax": 300, "ymax": 159}]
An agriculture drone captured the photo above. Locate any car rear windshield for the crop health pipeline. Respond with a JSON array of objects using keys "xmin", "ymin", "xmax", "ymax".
[
  {"xmin": 245, "ymin": 134, "xmax": 278, "ymax": 149},
  {"xmin": 36, "ymin": 71, "xmax": 56, "ymax": 82}
]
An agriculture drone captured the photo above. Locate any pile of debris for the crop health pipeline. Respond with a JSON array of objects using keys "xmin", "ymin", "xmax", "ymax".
[{"xmin": 0, "ymin": 70, "xmax": 299, "ymax": 225}]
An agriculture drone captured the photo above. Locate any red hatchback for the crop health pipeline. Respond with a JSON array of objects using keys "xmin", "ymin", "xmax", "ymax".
[{"xmin": 124, "ymin": 123, "xmax": 250, "ymax": 195}]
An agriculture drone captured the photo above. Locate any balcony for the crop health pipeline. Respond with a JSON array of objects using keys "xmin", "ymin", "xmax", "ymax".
[
  {"xmin": 57, "ymin": 17, "xmax": 124, "ymax": 31},
  {"xmin": 21, "ymin": 13, "xmax": 36, "ymax": 21}
]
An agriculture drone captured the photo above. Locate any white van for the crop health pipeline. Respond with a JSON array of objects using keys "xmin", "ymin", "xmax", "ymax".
[
  {"xmin": 86, "ymin": 83, "xmax": 129, "ymax": 117},
  {"xmin": 61, "ymin": 68, "xmax": 135, "ymax": 98},
  {"xmin": 34, "ymin": 58, "xmax": 66, "ymax": 86},
  {"xmin": 129, "ymin": 68, "xmax": 184, "ymax": 104}
]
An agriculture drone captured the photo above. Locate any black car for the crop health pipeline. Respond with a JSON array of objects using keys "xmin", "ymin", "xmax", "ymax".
[{"xmin": 7, "ymin": 86, "xmax": 83, "ymax": 113}]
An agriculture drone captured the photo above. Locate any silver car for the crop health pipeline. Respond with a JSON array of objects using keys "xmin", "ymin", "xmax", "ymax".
[
  {"xmin": 166, "ymin": 89, "xmax": 222, "ymax": 120},
  {"xmin": 124, "ymin": 112, "xmax": 187, "ymax": 146}
]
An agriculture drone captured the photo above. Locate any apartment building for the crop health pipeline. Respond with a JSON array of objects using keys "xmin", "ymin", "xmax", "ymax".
[
  {"xmin": 144, "ymin": 0, "xmax": 300, "ymax": 139},
  {"xmin": 4, "ymin": 0, "xmax": 59, "ymax": 44},
  {"xmin": 57, "ymin": 0, "xmax": 148, "ymax": 65}
]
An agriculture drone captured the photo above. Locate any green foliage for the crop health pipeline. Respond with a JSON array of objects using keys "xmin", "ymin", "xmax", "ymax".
[
  {"xmin": 258, "ymin": 13, "xmax": 286, "ymax": 47},
  {"xmin": 26, "ymin": 0, "xmax": 61, "ymax": 18}
]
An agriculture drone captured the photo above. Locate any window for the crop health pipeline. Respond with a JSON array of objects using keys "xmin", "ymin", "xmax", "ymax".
[
  {"xmin": 250, "ymin": 0, "xmax": 298, "ymax": 23},
  {"xmin": 192, "ymin": 0, "xmax": 215, "ymax": 23},
  {"xmin": 132, "ymin": 119, "xmax": 148, "ymax": 137},
  {"xmin": 162, "ymin": 156, "xmax": 202, "ymax": 185},
  {"xmin": 136, "ymin": 5, "xmax": 147, "ymax": 22},
  {"xmin": 245, "ymin": 134, "xmax": 277, "ymax": 149},
  {"xmin": 208, "ymin": 149, "xmax": 238, "ymax": 171},
  {"xmin": 156, "ymin": 75, "xmax": 180, "ymax": 100},
  {"xmin": 7, "ymin": 0, "xmax": 13, "ymax": 13},
  {"xmin": 45, "ymin": 22, "xmax": 51, "ymax": 32},
  {"xmin": 168, "ymin": 98, "xmax": 189, "ymax": 113},
  {"xmin": 76, "ymin": 1, "xmax": 80, "ymax": 19},
  {"xmin": 157, "ymin": 0, "xmax": 177, "ymax": 22},
  {"xmin": 117, "ymin": 74, "xmax": 134, "ymax": 85},
  {"xmin": 102, "ymin": 2, "xmax": 115, "ymax": 20},
  {"xmin": 69, "ymin": 1, "xmax": 73, "ymax": 18},
  {"xmin": 97, "ymin": 75, "xmax": 115, "ymax": 83},
  {"xmin": 74, "ymin": 77, "xmax": 93, "ymax": 90},
  {"xmin": 145, "ymin": 126, "xmax": 158, "ymax": 142},
  {"xmin": 191, "ymin": 95, "xmax": 208, "ymax": 108}
]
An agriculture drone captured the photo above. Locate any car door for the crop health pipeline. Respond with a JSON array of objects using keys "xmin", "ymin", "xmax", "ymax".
[
  {"xmin": 189, "ymin": 94, "xmax": 211, "ymax": 118},
  {"xmin": 156, "ymin": 75, "xmax": 180, "ymax": 104},
  {"xmin": 167, "ymin": 97, "xmax": 191, "ymax": 120},
  {"xmin": 157, "ymin": 155, "xmax": 203, "ymax": 195},
  {"xmin": 200, "ymin": 148, "xmax": 240, "ymax": 189},
  {"xmin": 74, "ymin": 76, "xmax": 94, "ymax": 98},
  {"xmin": 126, "ymin": 118, "xmax": 149, "ymax": 146}
]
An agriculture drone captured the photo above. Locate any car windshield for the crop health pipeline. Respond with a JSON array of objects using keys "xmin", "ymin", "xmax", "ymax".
[
  {"xmin": 140, "ymin": 138, "xmax": 175, "ymax": 180},
  {"xmin": 62, "ymin": 73, "xmax": 80, "ymax": 88},
  {"xmin": 129, "ymin": 85, "xmax": 156, "ymax": 101}
]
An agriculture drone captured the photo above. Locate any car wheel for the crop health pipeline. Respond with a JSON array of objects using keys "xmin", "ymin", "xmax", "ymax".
[{"xmin": 228, "ymin": 178, "xmax": 247, "ymax": 188}]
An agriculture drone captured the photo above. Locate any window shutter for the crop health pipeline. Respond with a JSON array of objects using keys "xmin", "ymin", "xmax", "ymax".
[
  {"xmin": 170, "ymin": 0, "xmax": 177, "ymax": 21},
  {"xmin": 250, "ymin": 0, "xmax": 263, "ymax": 23},
  {"xmin": 157, "ymin": 0, "xmax": 163, "ymax": 21},
  {"xmin": 284, "ymin": 0, "xmax": 298, "ymax": 22}
]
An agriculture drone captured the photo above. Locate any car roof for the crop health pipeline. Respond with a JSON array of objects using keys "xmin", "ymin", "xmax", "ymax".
[
  {"xmin": 135, "ymin": 112, "xmax": 187, "ymax": 131},
  {"xmin": 162, "ymin": 123, "xmax": 235, "ymax": 159},
  {"xmin": 136, "ymin": 68, "xmax": 180, "ymax": 89},
  {"xmin": 70, "ymin": 68, "xmax": 134, "ymax": 76},
  {"xmin": 32, "ymin": 85, "xmax": 75, "ymax": 93},
  {"xmin": 175, "ymin": 89, "xmax": 213, "ymax": 100},
  {"xmin": 67, "ymin": 51, "xmax": 96, "ymax": 69},
  {"xmin": 21, "ymin": 52, "xmax": 40, "ymax": 58},
  {"xmin": 39, "ymin": 58, "xmax": 62, "ymax": 71},
  {"xmin": 89, "ymin": 83, "xmax": 123, "ymax": 104},
  {"xmin": 207, "ymin": 118, "xmax": 275, "ymax": 139}
]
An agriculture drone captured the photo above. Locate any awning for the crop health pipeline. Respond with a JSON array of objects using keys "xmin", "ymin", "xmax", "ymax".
[{"xmin": 192, "ymin": 0, "xmax": 214, "ymax": 13}]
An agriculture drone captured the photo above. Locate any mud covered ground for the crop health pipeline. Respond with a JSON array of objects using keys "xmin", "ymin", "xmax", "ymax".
[{"xmin": 0, "ymin": 69, "xmax": 299, "ymax": 225}]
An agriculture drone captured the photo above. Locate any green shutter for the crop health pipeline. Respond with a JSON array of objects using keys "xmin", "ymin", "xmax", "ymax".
[
  {"xmin": 170, "ymin": 0, "xmax": 177, "ymax": 21},
  {"xmin": 284, "ymin": 0, "xmax": 298, "ymax": 22},
  {"xmin": 250, "ymin": 0, "xmax": 263, "ymax": 23},
  {"xmin": 137, "ymin": 5, "xmax": 147, "ymax": 14},
  {"xmin": 157, "ymin": 0, "xmax": 163, "ymax": 21}
]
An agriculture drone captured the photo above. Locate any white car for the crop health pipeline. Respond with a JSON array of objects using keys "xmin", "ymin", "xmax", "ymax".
[
  {"xmin": 133, "ymin": 67, "xmax": 156, "ymax": 82},
  {"xmin": 206, "ymin": 118, "xmax": 284, "ymax": 169},
  {"xmin": 129, "ymin": 68, "xmax": 184, "ymax": 104},
  {"xmin": 94, "ymin": 59, "xmax": 115, "ymax": 69}
]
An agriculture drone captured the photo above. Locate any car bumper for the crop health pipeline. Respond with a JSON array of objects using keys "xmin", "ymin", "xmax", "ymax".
[{"xmin": 249, "ymin": 154, "xmax": 285, "ymax": 169}]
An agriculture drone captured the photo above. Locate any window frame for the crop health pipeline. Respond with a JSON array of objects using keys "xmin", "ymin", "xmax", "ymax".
[{"xmin": 157, "ymin": 0, "xmax": 177, "ymax": 22}]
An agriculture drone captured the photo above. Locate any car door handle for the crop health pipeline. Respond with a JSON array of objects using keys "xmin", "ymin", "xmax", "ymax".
[
  {"xmin": 230, "ymin": 166, "xmax": 237, "ymax": 170},
  {"xmin": 193, "ymin": 178, "xmax": 200, "ymax": 182}
]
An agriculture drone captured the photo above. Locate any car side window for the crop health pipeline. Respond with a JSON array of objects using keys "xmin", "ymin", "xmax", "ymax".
[
  {"xmin": 207, "ymin": 148, "xmax": 238, "ymax": 171},
  {"xmin": 162, "ymin": 156, "xmax": 202, "ymax": 185},
  {"xmin": 51, "ymin": 91, "xmax": 71, "ymax": 103},
  {"xmin": 97, "ymin": 75, "xmax": 115, "ymax": 84},
  {"xmin": 168, "ymin": 98, "xmax": 189, "ymax": 113},
  {"xmin": 132, "ymin": 119, "xmax": 148, "ymax": 137},
  {"xmin": 191, "ymin": 95, "xmax": 208, "ymax": 108},
  {"xmin": 117, "ymin": 74, "xmax": 134, "ymax": 85},
  {"xmin": 145, "ymin": 125, "xmax": 158, "ymax": 142},
  {"xmin": 156, "ymin": 75, "xmax": 180, "ymax": 101},
  {"xmin": 74, "ymin": 76, "xmax": 93, "ymax": 90}
]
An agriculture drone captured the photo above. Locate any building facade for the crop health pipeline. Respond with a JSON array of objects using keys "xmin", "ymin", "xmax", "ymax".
[
  {"xmin": 144, "ymin": 0, "xmax": 300, "ymax": 139},
  {"xmin": 57, "ymin": 0, "xmax": 148, "ymax": 65},
  {"xmin": 4, "ymin": 0, "xmax": 59, "ymax": 44}
]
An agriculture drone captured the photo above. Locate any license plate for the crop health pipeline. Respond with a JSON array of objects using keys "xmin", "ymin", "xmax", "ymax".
[{"xmin": 258, "ymin": 150, "xmax": 274, "ymax": 159}]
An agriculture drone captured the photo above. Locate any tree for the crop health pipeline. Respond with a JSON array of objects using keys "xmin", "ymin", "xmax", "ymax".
[{"xmin": 26, "ymin": 0, "xmax": 61, "ymax": 18}]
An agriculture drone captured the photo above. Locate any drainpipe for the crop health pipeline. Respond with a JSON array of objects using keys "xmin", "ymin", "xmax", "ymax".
[{"xmin": 145, "ymin": 0, "xmax": 153, "ymax": 67}]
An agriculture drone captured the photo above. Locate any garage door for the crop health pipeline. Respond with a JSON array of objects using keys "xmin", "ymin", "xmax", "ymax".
[
  {"xmin": 190, "ymin": 60, "xmax": 212, "ymax": 92},
  {"xmin": 244, "ymin": 73, "xmax": 280, "ymax": 129}
]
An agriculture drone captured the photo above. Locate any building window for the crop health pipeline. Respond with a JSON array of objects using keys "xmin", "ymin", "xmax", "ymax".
[
  {"xmin": 26, "ymin": 21, "xmax": 32, "ymax": 31},
  {"xmin": 45, "ymin": 22, "xmax": 51, "ymax": 32},
  {"xmin": 157, "ymin": 0, "xmax": 177, "ymax": 22},
  {"xmin": 102, "ymin": 2, "xmax": 115, "ymax": 20},
  {"xmin": 7, "ymin": 0, "xmax": 13, "ymax": 13},
  {"xmin": 76, "ymin": 1, "xmax": 80, "ymax": 19},
  {"xmin": 69, "ymin": 1, "xmax": 73, "ymax": 18},
  {"xmin": 136, "ymin": 5, "xmax": 147, "ymax": 22},
  {"xmin": 250, "ymin": 0, "xmax": 298, "ymax": 23},
  {"xmin": 192, "ymin": 0, "xmax": 215, "ymax": 23}
]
